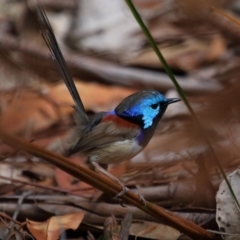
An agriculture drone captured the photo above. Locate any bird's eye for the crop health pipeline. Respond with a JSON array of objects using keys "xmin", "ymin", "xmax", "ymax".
[{"xmin": 151, "ymin": 103, "xmax": 158, "ymax": 109}]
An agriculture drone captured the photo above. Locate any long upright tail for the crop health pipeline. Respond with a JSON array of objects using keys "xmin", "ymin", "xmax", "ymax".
[{"xmin": 37, "ymin": 6, "xmax": 89, "ymax": 125}]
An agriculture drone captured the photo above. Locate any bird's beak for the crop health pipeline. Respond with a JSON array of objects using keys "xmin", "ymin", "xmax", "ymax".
[{"xmin": 167, "ymin": 98, "xmax": 181, "ymax": 105}]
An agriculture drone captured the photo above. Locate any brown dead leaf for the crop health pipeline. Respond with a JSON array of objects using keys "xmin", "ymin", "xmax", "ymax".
[
  {"xmin": 26, "ymin": 211, "xmax": 84, "ymax": 240},
  {"xmin": 55, "ymin": 155, "xmax": 94, "ymax": 196},
  {"xmin": 177, "ymin": 0, "xmax": 228, "ymax": 19},
  {"xmin": 130, "ymin": 221, "xmax": 180, "ymax": 240},
  {"xmin": 205, "ymin": 35, "xmax": 225, "ymax": 62},
  {"xmin": 0, "ymin": 90, "xmax": 60, "ymax": 135},
  {"xmin": 50, "ymin": 80, "xmax": 135, "ymax": 113},
  {"xmin": 126, "ymin": 35, "xmax": 225, "ymax": 71},
  {"xmin": 104, "ymin": 214, "xmax": 119, "ymax": 240}
]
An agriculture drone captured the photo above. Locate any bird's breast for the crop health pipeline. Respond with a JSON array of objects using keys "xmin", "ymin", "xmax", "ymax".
[{"xmin": 89, "ymin": 138, "xmax": 142, "ymax": 164}]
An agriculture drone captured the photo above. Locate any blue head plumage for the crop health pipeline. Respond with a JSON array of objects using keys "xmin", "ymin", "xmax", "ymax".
[{"xmin": 115, "ymin": 90, "xmax": 180, "ymax": 129}]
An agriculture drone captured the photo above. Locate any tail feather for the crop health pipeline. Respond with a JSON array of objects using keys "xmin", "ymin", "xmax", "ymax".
[{"xmin": 37, "ymin": 6, "xmax": 89, "ymax": 125}]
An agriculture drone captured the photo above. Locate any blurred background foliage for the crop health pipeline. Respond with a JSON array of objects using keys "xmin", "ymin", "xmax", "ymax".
[{"xmin": 0, "ymin": 0, "xmax": 240, "ymax": 239}]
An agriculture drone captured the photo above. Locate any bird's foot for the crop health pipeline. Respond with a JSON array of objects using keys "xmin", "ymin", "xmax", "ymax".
[
  {"xmin": 113, "ymin": 184, "xmax": 129, "ymax": 199},
  {"xmin": 90, "ymin": 161, "xmax": 128, "ymax": 199}
]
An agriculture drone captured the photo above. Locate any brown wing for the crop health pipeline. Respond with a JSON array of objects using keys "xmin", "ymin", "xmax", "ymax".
[{"xmin": 69, "ymin": 114, "xmax": 140, "ymax": 155}]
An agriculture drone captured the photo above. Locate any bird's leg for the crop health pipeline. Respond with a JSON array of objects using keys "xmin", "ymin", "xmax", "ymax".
[
  {"xmin": 91, "ymin": 162, "xmax": 146, "ymax": 205},
  {"xmin": 138, "ymin": 194, "xmax": 147, "ymax": 207},
  {"xmin": 90, "ymin": 161, "xmax": 128, "ymax": 198}
]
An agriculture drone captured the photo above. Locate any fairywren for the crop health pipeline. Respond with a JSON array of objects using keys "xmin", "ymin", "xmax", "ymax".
[{"xmin": 38, "ymin": 8, "xmax": 181, "ymax": 196}]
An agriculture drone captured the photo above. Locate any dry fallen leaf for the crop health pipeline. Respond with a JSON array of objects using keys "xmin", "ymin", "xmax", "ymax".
[
  {"xmin": 125, "ymin": 35, "xmax": 225, "ymax": 71},
  {"xmin": 104, "ymin": 214, "xmax": 119, "ymax": 240},
  {"xmin": 130, "ymin": 221, "xmax": 180, "ymax": 240},
  {"xmin": 176, "ymin": 0, "xmax": 227, "ymax": 19},
  {"xmin": 50, "ymin": 80, "xmax": 135, "ymax": 113},
  {"xmin": 26, "ymin": 211, "xmax": 84, "ymax": 240},
  {"xmin": 55, "ymin": 155, "xmax": 94, "ymax": 196},
  {"xmin": 216, "ymin": 169, "xmax": 240, "ymax": 235},
  {"xmin": 0, "ymin": 90, "xmax": 60, "ymax": 135}
]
